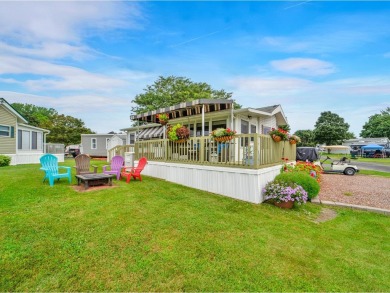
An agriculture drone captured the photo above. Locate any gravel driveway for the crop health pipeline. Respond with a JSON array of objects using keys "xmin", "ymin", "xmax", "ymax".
[{"xmin": 318, "ymin": 174, "xmax": 390, "ymax": 210}]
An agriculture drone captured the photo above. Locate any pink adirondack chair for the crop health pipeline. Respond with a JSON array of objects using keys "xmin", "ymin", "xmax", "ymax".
[
  {"xmin": 121, "ymin": 157, "xmax": 147, "ymax": 183},
  {"xmin": 103, "ymin": 155, "xmax": 124, "ymax": 180}
]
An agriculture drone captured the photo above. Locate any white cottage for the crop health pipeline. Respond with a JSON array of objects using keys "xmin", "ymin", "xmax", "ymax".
[{"xmin": 0, "ymin": 98, "xmax": 59, "ymax": 165}]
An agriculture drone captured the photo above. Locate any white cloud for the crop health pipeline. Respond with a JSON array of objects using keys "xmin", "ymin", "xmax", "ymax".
[
  {"xmin": 0, "ymin": 1, "xmax": 143, "ymax": 62},
  {"xmin": 0, "ymin": 2, "xmax": 143, "ymax": 43},
  {"xmin": 230, "ymin": 76, "xmax": 313, "ymax": 97},
  {"xmin": 0, "ymin": 41, "xmax": 92, "ymax": 61},
  {"xmin": 0, "ymin": 55, "xmax": 126, "ymax": 91},
  {"xmin": 270, "ymin": 58, "xmax": 335, "ymax": 76}
]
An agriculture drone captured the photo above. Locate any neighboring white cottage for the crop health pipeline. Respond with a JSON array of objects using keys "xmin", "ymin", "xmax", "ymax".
[
  {"xmin": 80, "ymin": 133, "xmax": 126, "ymax": 157},
  {"xmin": 0, "ymin": 98, "xmax": 58, "ymax": 165}
]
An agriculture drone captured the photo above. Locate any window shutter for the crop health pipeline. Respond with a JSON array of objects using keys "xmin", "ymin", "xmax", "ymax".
[{"xmin": 10, "ymin": 126, "xmax": 14, "ymax": 138}]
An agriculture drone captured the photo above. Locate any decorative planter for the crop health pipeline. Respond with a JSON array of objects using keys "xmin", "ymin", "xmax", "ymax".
[
  {"xmin": 173, "ymin": 138, "xmax": 187, "ymax": 144},
  {"xmin": 274, "ymin": 200, "xmax": 294, "ymax": 209},
  {"xmin": 214, "ymin": 136, "xmax": 234, "ymax": 143},
  {"xmin": 272, "ymin": 135, "xmax": 282, "ymax": 142},
  {"xmin": 289, "ymin": 140, "xmax": 296, "ymax": 144},
  {"xmin": 160, "ymin": 121, "xmax": 168, "ymax": 125}
]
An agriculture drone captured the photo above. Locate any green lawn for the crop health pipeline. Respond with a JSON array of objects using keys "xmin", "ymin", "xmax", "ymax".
[{"xmin": 1, "ymin": 160, "xmax": 390, "ymax": 291}]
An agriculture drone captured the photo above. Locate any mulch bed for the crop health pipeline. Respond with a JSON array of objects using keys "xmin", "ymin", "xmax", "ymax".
[{"xmin": 71, "ymin": 184, "xmax": 119, "ymax": 192}]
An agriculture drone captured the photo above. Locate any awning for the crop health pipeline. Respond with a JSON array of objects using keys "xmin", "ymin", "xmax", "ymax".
[
  {"xmin": 137, "ymin": 126, "xmax": 164, "ymax": 140},
  {"xmin": 130, "ymin": 99, "xmax": 233, "ymax": 123}
]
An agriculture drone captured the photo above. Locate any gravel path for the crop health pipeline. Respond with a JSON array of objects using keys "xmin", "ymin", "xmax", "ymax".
[{"xmin": 318, "ymin": 174, "xmax": 390, "ymax": 210}]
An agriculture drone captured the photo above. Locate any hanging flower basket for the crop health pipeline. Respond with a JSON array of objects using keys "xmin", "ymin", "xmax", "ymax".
[
  {"xmin": 288, "ymin": 135, "xmax": 301, "ymax": 145},
  {"xmin": 167, "ymin": 124, "xmax": 190, "ymax": 142},
  {"xmin": 272, "ymin": 135, "xmax": 282, "ymax": 142},
  {"xmin": 174, "ymin": 138, "xmax": 187, "ymax": 144},
  {"xmin": 157, "ymin": 113, "xmax": 169, "ymax": 125},
  {"xmin": 210, "ymin": 128, "xmax": 236, "ymax": 142},
  {"xmin": 214, "ymin": 136, "xmax": 234, "ymax": 143}
]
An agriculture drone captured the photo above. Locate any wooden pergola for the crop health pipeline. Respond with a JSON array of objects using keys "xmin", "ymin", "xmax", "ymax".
[{"xmin": 130, "ymin": 99, "xmax": 234, "ymax": 136}]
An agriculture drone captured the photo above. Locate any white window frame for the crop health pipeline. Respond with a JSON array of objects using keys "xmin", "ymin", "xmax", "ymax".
[
  {"xmin": 106, "ymin": 138, "xmax": 110, "ymax": 149},
  {"xmin": 0, "ymin": 125, "xmax": 11, "ymax": 137},
  {"xmin": 91, "ymin": 138, "xmax": 97, "ymax": 149},
  {"xmin": 17, "ymin": 128, "xmax": 43, "ymax": 151}
]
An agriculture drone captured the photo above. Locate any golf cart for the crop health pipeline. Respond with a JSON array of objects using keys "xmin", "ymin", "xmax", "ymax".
[
  {"xmin": 296, "ymin": 147, "xmax": 359, "ymax": 176},
  {"xmin": 320, "ymin": 156, "xmax": 359, "ymax": 176}
]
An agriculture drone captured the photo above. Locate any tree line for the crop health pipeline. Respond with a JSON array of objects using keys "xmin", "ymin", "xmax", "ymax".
[
  {"xmin": 11, "ymin": 103, "xmax": 94, "ymax": 146},
  {"xmin": 10, "ymin": 76, "xmax": 390, "ymax": 146},
  {"xmin": 295, "ymin": 108, "xmax": 390, "ymax": 146}
]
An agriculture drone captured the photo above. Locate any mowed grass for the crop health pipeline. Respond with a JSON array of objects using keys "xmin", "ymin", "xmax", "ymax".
[
  {"xmin": 1, "ymin": 160, "xmax": 390, "ymax": 292},
  {"xmin": 359, "ymin": 169, "xmax": 390, "ymax": 177}
]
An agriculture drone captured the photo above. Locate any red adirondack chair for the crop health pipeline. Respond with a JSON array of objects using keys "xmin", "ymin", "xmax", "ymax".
[
  {"xmin": 121, "ymin": 157, "xmax": 147, "ymax": 183},
  {"xmin": 103, "ymin": 155, "xmax": 124, "ymax": 180}
]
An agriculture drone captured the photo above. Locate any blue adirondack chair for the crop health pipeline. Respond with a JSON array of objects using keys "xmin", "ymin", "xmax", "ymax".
[
  {"xmin": 103, "ymin": 155, "xmax": 124, "ymax": 180},
  {"xmin": 40, "ymin": 154, "xmax": 71, "ymax": 186}
]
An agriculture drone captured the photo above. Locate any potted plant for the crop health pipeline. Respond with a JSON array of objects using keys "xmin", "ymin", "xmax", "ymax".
[
  {"xmin": 262, "ymin": 180, "xmax": 308, "ymax": 209},
  {"xmin": 289, "ymin": 134, "xmax": 301, "ymax": 145},
  {"xmin": 156, "ymin": 113, "xmax": 169, "ymax": 125},
  {"xmin": 210, "ymin": 128, "xmax": 237, "ymax": 142},
  {"xmin": 268, "ymin": 128, "xmax": 288, "ymax": 142},
  {"xmin": 167, "ymin": 124, "xmax": 190, "ymax": 143}
]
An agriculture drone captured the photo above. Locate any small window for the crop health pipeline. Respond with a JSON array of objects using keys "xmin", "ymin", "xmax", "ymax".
[
  {"xmin": 37, "ymin": 132, "xmax": 42, "ymax": 150},
  {"xmin": 106, "ymin": 138, "xmax": 110, "ymax": 149},
  {"xmin": 130, "ymin": 134, "xmax": 135, "ymax": 144},
  {"xmin": 0, "ymin": 125, "xmax": 10, "ymax": 137},
  {"xmin": 18, "ymin": 130, "xmax": 30, "ymax": 150},
  {"xmin": 32, "ymin": 131, "xmax": 38, "ymax": 149},
  {"xmin": 241, "ymin": 120, "xmax": 249, "ymax": 134},
  {"xmin": 263, "ymin": 126, "xmax": 271, "ymax": 134},
  {"xmin": 250, "ymin": 124, "xmax": 257, "ymax": 134},
  {"xmin": 91, "ymin": 138, "xmax": 97, "ymax": 149}
]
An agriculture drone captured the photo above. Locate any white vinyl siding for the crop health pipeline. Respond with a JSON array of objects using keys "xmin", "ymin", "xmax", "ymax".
[{"xmin": 91, "ymin": 138, "xmax": 97, "ymax": 149}]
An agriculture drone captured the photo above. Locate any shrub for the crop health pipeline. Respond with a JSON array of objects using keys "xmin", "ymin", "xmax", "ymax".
[
  {"xmin": 0, "ymin": 155, "xmax": 11, "ymax": 167},
  {"xmin": 280, "ymin": 160, "xmax": 322, "ymax": 183},
  {"xmin": 275, "ymin": 171, "xmax": 320, "ymax": 200}
]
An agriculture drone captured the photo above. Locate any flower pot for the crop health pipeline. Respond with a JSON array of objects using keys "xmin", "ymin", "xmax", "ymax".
[
  {"xmin": 272, "ymin": 135, "xmax": 282, "ymax": 142},
  {"xmin": 214, "ymin": 136, "xmax": 233, "ymax": 142},
  {"xmin": 274, "ymin": 200, "xmax": 294, "ymax": 209},
  {"xmin": 160, "ymin": 121, "xmax": 168, "ymax": 125},
  {"xmin": 289, "ymin": 140, "xmax": 296, "ymax": 144}
]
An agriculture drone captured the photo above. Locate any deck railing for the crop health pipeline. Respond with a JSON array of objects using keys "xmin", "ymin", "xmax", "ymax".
[{"xmin": 108, "ymin": 134, "xmax": 296, "ymax": 169}]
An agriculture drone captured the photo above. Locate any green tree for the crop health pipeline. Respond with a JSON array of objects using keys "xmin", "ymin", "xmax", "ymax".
[
  {"xmin": 11, "ymin": 103, "xmax": 58, "ymax": 128},
  {"xmin": 12, "ymin": 102, "xmax": 94, "ymax": 145},
  {"xmin": 360, "ymin": 107, "xmax": 390, "ymax": 138},
  {"xmin": 313, "ymin": 111, "xmax": 351, "ymax": 145},
  {"xmin": 294, "ymin": 129, "xmax": 316, "ymax": 146},
  {"xmin": 132, "ymin": 76, "xmax": 239, "ymax": 114},
  {"xmin": 47, "ymin": 114, "xmax": 94, "ymax": 145}
]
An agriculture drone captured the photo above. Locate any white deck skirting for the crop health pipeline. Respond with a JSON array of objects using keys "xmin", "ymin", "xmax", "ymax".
[
  {"xmin": 8, "ymin": 153, "xmax": 64, "ymax": 165},
  {"xmin": 140, "ymin": 161, "xmax": 281, "ymax": 204}
]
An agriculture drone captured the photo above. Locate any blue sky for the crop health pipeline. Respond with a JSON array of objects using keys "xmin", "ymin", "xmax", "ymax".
[{"xmin": 0, "ymin": 1, "xmax": 389, "ymax": 136}]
